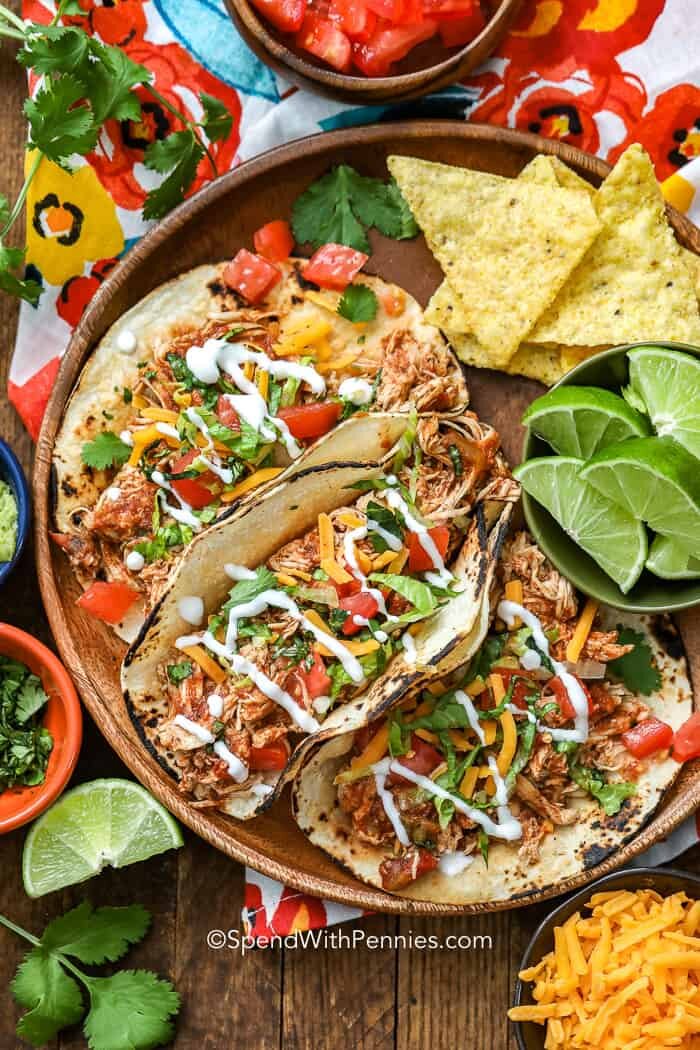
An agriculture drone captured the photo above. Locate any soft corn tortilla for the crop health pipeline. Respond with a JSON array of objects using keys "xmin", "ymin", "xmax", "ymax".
[
  {"xmin": 388, "ymin": 155, "xmax": 601, "ymax": 363},
  {"xmin": 293, "ymin": 610, "xmax": 693, "ymax": 905},
  {"xmin": 122, "ymin": 451, "xmax": 515, "ymax": 820}
]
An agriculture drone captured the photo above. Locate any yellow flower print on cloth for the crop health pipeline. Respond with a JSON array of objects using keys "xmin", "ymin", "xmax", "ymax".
[{"xmin": 25, "ymin": 151, "xmax": 124, "ymax": 287}]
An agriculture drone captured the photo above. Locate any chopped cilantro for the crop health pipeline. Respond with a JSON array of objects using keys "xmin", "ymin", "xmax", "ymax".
[
  {"xmin": 166, "ymin": 661, "xmax": 193, "ymax": 685},
  {"xmin": 337, "ymin": 284, "xmax": 378, "ymax": 323},
  {"xmin": 81, "ymin": 431, "xmax": 131, "ymax": 470},
  {"xmin": 448, "ymin": 444, "xmax": 463, "ymax": 477},
  {"xmin": 292, "ymin": 165, "xmax": 419, "ymax": 253},
  {"xmin": 0, "ymin": 655, "xmax": 52, "ymax": 790}
]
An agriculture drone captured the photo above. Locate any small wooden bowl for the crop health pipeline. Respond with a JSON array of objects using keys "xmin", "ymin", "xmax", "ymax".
[
  {"xmin": 224, "ymin": 0, "xmax": 523, "ymax": 103},
  {"xmin": 0, "ymin": 624, "xmax": 82, "ymax": 833}
]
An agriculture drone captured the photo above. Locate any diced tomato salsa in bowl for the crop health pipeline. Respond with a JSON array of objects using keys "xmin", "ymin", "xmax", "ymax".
[{"xmin": 247, "ymin": 0, "xmax": 489, "ymax": 77}]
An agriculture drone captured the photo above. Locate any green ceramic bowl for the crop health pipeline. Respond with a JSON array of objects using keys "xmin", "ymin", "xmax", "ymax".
[{"xmin": 521, "ymin": 341, "xmax": 700, "ymax": 613}]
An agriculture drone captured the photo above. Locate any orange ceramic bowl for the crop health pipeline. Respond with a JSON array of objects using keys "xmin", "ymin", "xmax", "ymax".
[{"xmin": 0, "ymin": 623, "xmax": 82, "ymax": 833}]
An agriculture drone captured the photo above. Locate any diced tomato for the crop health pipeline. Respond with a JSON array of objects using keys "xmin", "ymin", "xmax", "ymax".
[
  {"xmin": 303, "ymin": 244, "xmax": 368, "ymax": 290},
  {"xmin": 296, "ymin": 13, "xmax": 352, "ymax": 71},
  {"xmin": 249, "ymin": 742, "xmax": 289, "ymax": 771},
  {"xmin": 437, "ymin": 9, "xmax": 484, "ymax": 46},
  {"xmin": 216, "ymin": 394, "xmax": 241, "ymax": 431},
  {"xmin": 339, "ymin": 591, "xmax": 380, "ymax": 635},
  {"xmin": 377, "ymin": 285, "xmax": 405, "ymax": 316},
  {"xmin": 407, "ymin": 525, "xmax": 450, "ymax": 573},
  {"xmin": 550, "ymin": 675, "xmax": 593, "ymax": 721},
  {"xmin": 277, "ymin": 400, "xmax": 342, "ymax": 440},
  {"xmin": 248, "ymin": 0, "xmax": 305, "ymax": 32},
  {"xmin": 76, "ymin": 581, "xmax": 140, "ymax": 625},
  {"xmin": 253, "ymin": 220, "xmax": 295, "ymax": 263},
  {"xmin": 332, "ymin": 576, "xmax": 362, "ymax": 599},
  {"xmin": 364, "ymin": 0, "xmax": 406, "ymax": 20},
  {"xmin": 672, "ymin": 711, "xmax": 700, "ymax": 762},
  {"xmin": 329, "ymin": 0, "xmax": 377, "ymax": 40},
  {"xmin": 299, "ymin": 651, "xmax": 332, "ymax": 699},
  {"xmin": 422, "ymin": 0, "xmax": 479, "ymax": 13},
  {"xmin": 223, "ymin": 249, "xmax": 281, "ymax": 305},
  {"xmin": 380, "ymin": 845, "xmax": 438, "ymax": 890},
  {"xmin": 400, "ymin": 0, "xmax": 425, "ymax": 24},
  {"xmin": 622, "ymin": 717, "xmax": 674, "ymax": 759},
  {"xmin": 170, "ymin": 449, "xmax": 217, "ymax": 509},
  {"xmin": 352, "ymin": 19, "xmax": 436, "ymax": 75},
  {"xmin": 388, "ymin": 732, "xmax": 442, "ymax": 785}
]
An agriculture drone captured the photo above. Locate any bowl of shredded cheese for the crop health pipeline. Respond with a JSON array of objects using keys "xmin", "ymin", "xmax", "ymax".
[
  {"xmin": 0, "ymin": 438, "xmax": 30, "ymax": 587},
  {"xmin": 509, "ymin": 867, "xmax": 700, "ymax": 1050}
]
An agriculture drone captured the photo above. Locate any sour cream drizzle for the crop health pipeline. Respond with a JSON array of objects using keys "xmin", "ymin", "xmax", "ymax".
[
  {"xmin": 438, "ymin": 852, "xmax": 475, "ymax": 877},
  {"xmin": 384, "ymin": 488, "xmax": 453, "ymax": 587},
  {"xmin": 185, "ymin": 338, "xmax": 326, "ymax": 460},
  {"xmin": 178, "ymin": 596, "xmax": 204, "ymax": 625},
  {"xmin": 222, "ymin": 589, "xmax": 365, "ymax": 684},
  {"xmin": 173, "ymin": 714, "xmax": 214, "ymax": 745},
  {"xmin": 338, "ymin": 377, "xmax": 374, "ymax": 406},
  {"xmin": 454, "ymin": 689, "xmax": 485, "ymax": 745},
  {"xmin": 196, "ymin": 452, "xmax": 233, "ymax": 484},
  {"xmin": 225, "ymin": 563, "xmax": 257, "ymax": 581},
  {"xmin": 372, "ymin": 759, "xmax": 411, "ymax": 846},
  {"xmin": 497, "ymin": 600, "xmax": 590, "ymax": 744},
  {"xmin": 175, "ymin": 631, "xmax": 320, "ymax": 734},
  {"xmin": 343, "ymin": 526, "xmax": 395, "ymax": 622},
  {"xmin": 386, "ymin": 760, "xmax": 522, "ymax": 842},
  {"xmin": 151, "ymin": 470, "xmax": 202, "ymax": 531},
  {"xmin": 213, "ymin": 739, "xmax": 248, "ymax": 783}
]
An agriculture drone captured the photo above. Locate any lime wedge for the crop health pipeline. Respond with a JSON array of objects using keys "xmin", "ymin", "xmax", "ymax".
[
  {"xmin": 514, "ymin": 457, "xmax": 648, "ymax": 592},
  {"xmin": 646, "ymin": 535, "xmax": 700, "ymax": 579},
  {"xmin": 22, "ymin": 779, "xmax": 183, "ymax": 898},
  {"xmin": 580, "ymin": 437, "xmax": 700, "ymax": 556},
  {"xmin": 522, "ymin": 386, "xmax": 650, "ymax": 458},
  {"xmin": 627, "ymin": 345, "xmax": 700, "ymax": 458}
]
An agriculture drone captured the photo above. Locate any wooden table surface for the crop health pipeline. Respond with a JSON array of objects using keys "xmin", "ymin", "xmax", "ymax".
[{"xmin": 0, "ymin": 21, "xmax": 699, "ymax": 1050}]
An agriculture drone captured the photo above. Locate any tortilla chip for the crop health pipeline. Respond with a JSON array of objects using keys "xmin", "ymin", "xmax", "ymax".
[
  {"xmin": 388, "ymin": 155, "xmax": 601, "ymax": 363},
  {"xmin": 531, "ymin": 144, "xmax": 700, "ymax": 346},
  {"xmin": 517, "ymin": 154, "xmax": 560, "ymax": 186},
  {"xmin": 683, "ymin": 247, "xmax": 700, "ymax": 302},
  {"xmin": 443, "ymin": 326, "xmax": 567, "ymax": 386},
  {"xmin": 544, "ymin": 156, "xmax": 597, "ymax": 197}
]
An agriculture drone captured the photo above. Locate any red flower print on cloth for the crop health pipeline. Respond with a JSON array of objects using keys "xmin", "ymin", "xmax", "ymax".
[
  {"xmin": 64, "ymin": 0, "xmax": 149, "ymax": 47},
  {"xmin": 56, "ymin": 257, "xmax": 119, "ymax": 329},
  {"xmin": 88, "ymin": 41, "xmax": 242, "ymax": 212},
  {"xmin": 609, "ymin": 84, "xmax": 700, "ymax": 181}
]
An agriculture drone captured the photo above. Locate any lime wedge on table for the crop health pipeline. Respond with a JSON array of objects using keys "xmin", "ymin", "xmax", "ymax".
[
  {"xmin": 522, "ymin": 386, "xmax": 650, "ymax": 458},
  {"xmin": 22, "ymin": 779, "xmax": 183, "ymax": 898},
  {"xmin": 627, "ymin": 345, "xmax": 700, "ymax": 458},
  {"xmin": 514, "ymin": 457, "xmax": 648, "ymax": 593},
  {"xmin": 580, "ymin": 437, "xmax": 700, "ymax": 555},
  {"xmin": 646, "ymin": 535, "xmax": 700, "ymax": 580}
]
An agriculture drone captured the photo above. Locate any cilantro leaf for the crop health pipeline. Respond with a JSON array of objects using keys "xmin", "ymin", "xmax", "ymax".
[
  {"xmin": 143, "ymin": 131, "xmax": 204, "ymax": 220},
  {"xmin": 199, "ymin": 92, "xmax": 232, "ymax": 143},
  {"xmin": 292, "ymin": 165, "xmax": 419, "ymax": 253},
  {"xmin": 81, "ymin": 42, "xmax": 147, "ymax": 124},
  {"xmin": 25, "ymin": 74, "xmax": 98, "ymax": 165},
  {"xmin": 83, "ymin": 970, "xmax": 180, "ymax": 1050},
  {"xmin": 337, "ymin": 284, "xmax": 378, "ymax": 324},
  {"xmin": 14, "ymin": 671, "xmax": 48, "ymax": 723},
  {"xmin": 607, "ymin": 627, "xmax": 662, "ymax": 696},
  {"xmin": 12, "ymin": 948, "xmax": 84, "ymax": 1047},
  {"xmin": 41, "ymin": 902, "xmax": 151, "ymax": 966},
  {"xmin": 365, "ymin": 501, "xmax": 403, "ymax": 553},
  {"xmin": 224, "ymin": 566, "xmax": 278, "ymax": 612},
  {"xmin": 0, "ymin": 254, "xmax": 42, "ymax": 305},
  {"xmin": 18, "ymin": 25, "xmax": 91, "ymax": 76},
  {"xmin": 167, "ymin": 661, "xmax": 193, "ymax": 684},
  {"xmin": 81, "ymin": 432, "xmax": 132, "ymax": 470}
]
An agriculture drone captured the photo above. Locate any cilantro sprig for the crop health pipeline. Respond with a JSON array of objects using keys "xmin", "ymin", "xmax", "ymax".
[
  {"xmin": 0, "ymin": 0, "xmax": 234, "ymax": 302},
  {"xmin": 2, "ymin": 901, "xmax": 180, "ymax": 1049},
  {"xmin": 81, "ymin": 432, "xmax": 132, "ymax": 471},
  {"xmin": 292, "ymin": 164, "xmax": 418, "ymax": 253}
]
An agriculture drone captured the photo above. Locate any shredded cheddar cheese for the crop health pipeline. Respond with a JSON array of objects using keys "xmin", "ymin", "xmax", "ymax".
[
  {"xmin": 372, "ymin": 550, "xmax": 401, "ymax": 571},
  {"xmin": 566, "ymin": 597, "xmax": 599, "ymax": 664},
  {"xmin": 509, "ymin": 889, "xmax": 700, "ymax": 1049},
  {"xmin": 318, "ymin": 513, "xmax": 334, "ymax": 563},
  {"xmin": 220, "ymin": 467, "xmax": 283, "ymax": 503},
  {"xmin": 320, "ymin": 558, "xmax": 353, "ymax": 585},
  {"xmin": 497, "ymin": 710, "xmax": 517, "ymax": 776},
  {"xmin": 128, "ymin": 424, "xmax": 163, "ymax": 466},
  {"xmin": 504, "ymin": 579, "xmax": 523, "ymax": 626},
  {"xmin": 388, "ymin": 548, "xmax": 409, "ymax": 574},
  {"xmin": 256, "ymin": 367, "xmax": 269, "ymax": 400},
  {"xmin": 181, "ymin": 645, "xmax": 226, "ymax": 685}
]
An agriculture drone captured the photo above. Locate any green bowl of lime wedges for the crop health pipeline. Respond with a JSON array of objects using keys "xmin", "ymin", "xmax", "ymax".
[{"xmin": 518, "ymin": 342, "xmax": 700, "ymax": 613}]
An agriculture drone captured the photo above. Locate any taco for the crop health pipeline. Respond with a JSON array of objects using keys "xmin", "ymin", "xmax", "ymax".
[
  {"xmin": 121, "ymin": 413, "xmax": 519, "ymax": 819},
  {"xmin": 52, "ymin": 259, "xmax": 468, "ymax": 640},
  {"xmin": 292, "ymin": 530, "xmax": 694, "ymax": 903}
]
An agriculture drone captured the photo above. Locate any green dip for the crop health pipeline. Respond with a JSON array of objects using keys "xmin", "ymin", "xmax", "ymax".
[{"xmin": 0, "ymin": 479, "xmax": 18, "ymax": 562}]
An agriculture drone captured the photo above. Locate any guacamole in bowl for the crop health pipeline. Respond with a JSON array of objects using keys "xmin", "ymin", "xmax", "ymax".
[{"xmin": 0, "ymin": 479, "xmax": 18, "ymax": 562}]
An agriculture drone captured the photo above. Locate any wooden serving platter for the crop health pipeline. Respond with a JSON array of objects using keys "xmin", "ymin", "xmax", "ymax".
[{"xmin": 34, "ymin": 122, "xmax": 700, "ymax": 915}]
